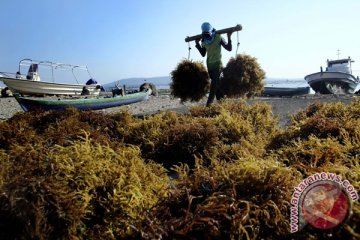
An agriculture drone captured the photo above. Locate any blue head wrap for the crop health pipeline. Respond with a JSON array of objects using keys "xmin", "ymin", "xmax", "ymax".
[{"xmin": 201, "ymin": 22, "xmax": 216, "ymax": 45}]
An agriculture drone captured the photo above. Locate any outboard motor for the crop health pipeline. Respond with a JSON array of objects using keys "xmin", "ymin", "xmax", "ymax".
[
  {"xmin": 26, "ymin": 64, "xmax": 40, "ymax": 81},
  {"xmin": 86, "ymin": 78, "xmax": 104, "ymax": 92},
  {"xmin": 140, "ymin": 82, "xmax": 157, "ymax": 96},
  {"xmin": 81, "ymin": 86, "xmax": 90, "ymax": 95},
  {"xmin": 112, "ymin": 83, "xmax": 124, "ymax": 97},
  {"xmin": 16, "ymin": 71, "xmax": 22, "ymax": 79}
]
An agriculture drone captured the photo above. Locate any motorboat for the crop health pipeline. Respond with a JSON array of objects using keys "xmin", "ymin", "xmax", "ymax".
[
  {"xmin": 305, "ymin": 57, "xmax": 359, "ymax": 94},
  {"xmin": 0, "ymin": 59, "xmax": 102, "ymax": 96}
]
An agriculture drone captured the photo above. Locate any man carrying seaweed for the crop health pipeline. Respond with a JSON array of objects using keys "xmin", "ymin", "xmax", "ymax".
[{"xmin": 195, "ymin": 22, "xmax": 233, "ymax": 106}]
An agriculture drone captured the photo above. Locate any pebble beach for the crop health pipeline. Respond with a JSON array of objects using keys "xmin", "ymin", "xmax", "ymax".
[{"xmin": 0, "ymin": 93, "xmax": 358, "ymax": 127}]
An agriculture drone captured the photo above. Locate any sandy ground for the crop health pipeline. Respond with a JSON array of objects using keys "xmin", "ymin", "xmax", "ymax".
[{"xmin": 0, "ymin": 93, "xmax": 358, "ymax": 127}]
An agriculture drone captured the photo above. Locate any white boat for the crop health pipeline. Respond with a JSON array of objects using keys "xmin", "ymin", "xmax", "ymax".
[
  {"xmin": 305, "ymin": 57, "xmax": 359, "ymax": 94},
  {"xmin": 0, "ymin": 59, "xmax": 102, "ymax": 96}
]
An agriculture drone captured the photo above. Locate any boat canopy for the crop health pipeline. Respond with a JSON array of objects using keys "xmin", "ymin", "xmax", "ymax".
[{"xmin": 18, "ymin": 59, "xmax": 92, "ymax": 84}]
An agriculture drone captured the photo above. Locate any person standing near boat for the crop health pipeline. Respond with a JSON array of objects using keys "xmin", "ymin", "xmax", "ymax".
[{"xmin": 195, "ymin": 22, "xmax": 233, "ymax": 106}]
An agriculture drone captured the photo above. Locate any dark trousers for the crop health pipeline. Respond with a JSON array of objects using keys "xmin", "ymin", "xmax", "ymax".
[{"xmin": 206, "ymin": 64, "xmax": 223, "ymax": 106}]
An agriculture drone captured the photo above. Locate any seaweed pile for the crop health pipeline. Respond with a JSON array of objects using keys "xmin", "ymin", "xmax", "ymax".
[{"xmin": 0, "ymin": 99, "xmax": 359, "ymax": 239}]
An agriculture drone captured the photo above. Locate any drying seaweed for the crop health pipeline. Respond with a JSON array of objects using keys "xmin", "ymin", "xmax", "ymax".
[
  {"xmin": 170, "ymin": 59, "xmax": 210, "ymax": 102},
  {"xmin": 0, "ymin": 133, "xmax": 169, "ymax": 239},
  {"xmin": 273, "ymin": 100, "xmax": 360, "ymax": 144},
  {"xmin": 116, "ymin": 111, "xmax": 182, "ymax": 160},
  {"xmin": 116, "ymin": 100, "xmax": 279, "ymax": 168},
  {"xmin": 133, "ymin": 157, "xmax": 302, "ymax": 239},
  {"xmin": 0, "ymin": 108, "xmax": 134, "ymax": 150},
  {"xmin": 190, "ymin": 100, "xmax": 278, "ymax": 159},
  {"xmin": 268, "ymin": 100, "xmax": 360, "ymax": 162},
  {"xmin": 266, "ymin": 99, "xmax": 360, "ymax": 239},
  {"xmin": 220, "ymin": 54, "xmax": 265, "ymax": 98},
  {"xmin": 153, "ymin": 118, "xmax": 219, "ymax": 169},
  {"xmin": 0, "ymin": 98, "xmax": 360, "ymax": 239},
  {"xmin": 116, "ymin": 111, "xmax": 220, "ymax": 169}
]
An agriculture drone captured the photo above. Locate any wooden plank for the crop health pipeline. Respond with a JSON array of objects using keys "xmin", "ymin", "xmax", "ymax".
[{"xmin": 185, "ymin": 24, "xmax": 242, "ymax": 42}]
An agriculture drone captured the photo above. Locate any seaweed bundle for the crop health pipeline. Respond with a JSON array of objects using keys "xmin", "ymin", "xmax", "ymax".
[
  {"xmin": 221, "ymin": 54, "xmax": 266, "ymax": 98},
  {"xmin": 170, "ymin": 59, "xmax": 210, "ymax": 102}
]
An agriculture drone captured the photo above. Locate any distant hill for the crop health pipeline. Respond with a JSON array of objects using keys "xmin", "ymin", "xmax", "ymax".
[{"xmin": 102, "ymin": 76, "xmax": 171, "ymax": 91}]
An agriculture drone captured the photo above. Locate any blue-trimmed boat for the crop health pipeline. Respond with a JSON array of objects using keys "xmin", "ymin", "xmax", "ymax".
[{"xmin": 14, "ymin": 89, "xmax": 151, "ymax": 112}]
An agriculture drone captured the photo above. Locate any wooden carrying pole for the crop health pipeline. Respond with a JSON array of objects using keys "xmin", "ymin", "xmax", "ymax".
[{"xmin": 185, "ymin": 24, "xmax": 242, "ymax": 42}]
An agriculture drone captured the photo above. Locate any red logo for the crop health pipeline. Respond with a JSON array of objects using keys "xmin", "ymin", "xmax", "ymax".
[{"xmin": 300, "ymin": 181, "xmax": 351, "ymax": 229}]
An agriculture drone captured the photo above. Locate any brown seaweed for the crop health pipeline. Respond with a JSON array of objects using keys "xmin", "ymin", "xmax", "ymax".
[
  {"xmin": 221, "ymin": 54, "xmax": 266, "ymax": 98},
  {"xmin": 170, "ymin": 59, "xmax": 210, "ymax": 102},
  {"xmin": 0, "ymin": 133, "xmax": 169, "ymax": 239},
  {"xmin": 0, "ymin": 99, "xmax": 359, "ymax": 239}
]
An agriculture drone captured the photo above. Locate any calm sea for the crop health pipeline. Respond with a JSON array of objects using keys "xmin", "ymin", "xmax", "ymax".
[
  {"xmin": 155, "ymin": 78, "xmax": 310, "ymax": 90},
  {"xmin": 265, "ymin": 78, "xmax": 308, "ymax": 88},
  {"xmin": 119, "ymin": 77, "xmax": 360, "ymax": 93}
]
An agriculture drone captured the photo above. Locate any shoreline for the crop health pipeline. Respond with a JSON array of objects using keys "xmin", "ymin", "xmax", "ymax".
[{"xmin": 0, "ymin": 93, "xmax": 358, "ymax": 127}]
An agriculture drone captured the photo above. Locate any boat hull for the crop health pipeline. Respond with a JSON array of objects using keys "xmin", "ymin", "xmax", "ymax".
[
  {"xmin": 262, "ymin": 86, "xmax": 310, "ymax": 97},
  {"xmin": 0, "ymin": 77, "xmax": 101, "ymax": 96},
  {"xmin": 14, "ymin": 90, "xmax": 150, "ymax": 112},
  {"xmin": 305, "ymin": 72, "xmax": 359, "ymax": 94}
]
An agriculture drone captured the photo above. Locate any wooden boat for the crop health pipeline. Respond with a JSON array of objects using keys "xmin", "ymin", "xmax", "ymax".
[
  {"xmin": 14, "ymin": 89, "xmax": 151, "ymax": 112},
  {"xmin": 0, "ymin": 59, "xmax": 102, "ymax": 96},
  {"xmin": 261, "ymin": 86, "xmax": 311, "ymax": 97},
  {"xmin": 305, "ymin": 57, "xmax": 359, "ymax": 94}
]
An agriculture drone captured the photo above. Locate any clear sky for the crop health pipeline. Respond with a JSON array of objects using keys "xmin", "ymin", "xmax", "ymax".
[{"xmin": 1, "ymin": 0, "xmax": 360, "ymax": 84}]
